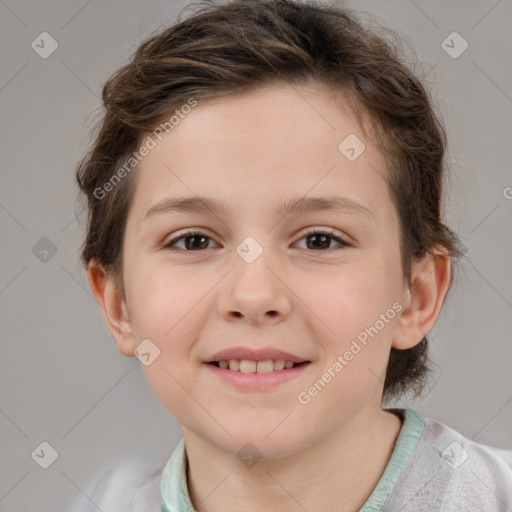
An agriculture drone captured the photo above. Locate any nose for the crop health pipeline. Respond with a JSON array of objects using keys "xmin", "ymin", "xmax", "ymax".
[{"xmin": 217, "ymin": 250, "xmax": 292, "ymax": 325}]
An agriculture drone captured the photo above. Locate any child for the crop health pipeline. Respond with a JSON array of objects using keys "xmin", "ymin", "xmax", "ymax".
[{"xmin": 73, "ymin": 0, "xmax": 512, "ymax": 510}]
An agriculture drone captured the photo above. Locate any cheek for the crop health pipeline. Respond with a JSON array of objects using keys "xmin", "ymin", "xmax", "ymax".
[
  {"xmin": 126, "ymin": 258, "xmax": 207, "ymax": 340},
  {"xmin": 127, "ymin": 270, "xmax": 211, "ymax": 417},
  {"xmin": 295, "ymin": 257, "xmax": 403, "ymax": 401},
  {"xmin": 301, "ymin": 262, "xmax": 400, "ymax": 342}
]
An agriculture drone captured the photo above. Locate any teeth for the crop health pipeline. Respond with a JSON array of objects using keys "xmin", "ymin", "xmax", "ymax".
[
  {"xmin": 256, "ymin": 360, "xmax": 274, "ymax": 373},
  {"xmin": 217, "ymin": 359, "xmax": 298, "ymax": 372},
  {"xmin": 273, "ymin": 359, "xmax": 285, "ymax": 371},
  {"xmin": 239, "ymin": 360, "xmax": 256, "ymax": 373}
]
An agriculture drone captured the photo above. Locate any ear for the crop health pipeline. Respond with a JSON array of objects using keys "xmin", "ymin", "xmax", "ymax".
[
  {"xmin": 87, "ymin": 260, "xmax": 137, "ymax": 357},
  {"xmin": 393, "ymin": 248, "xmax": 451, "ymax": 349}
]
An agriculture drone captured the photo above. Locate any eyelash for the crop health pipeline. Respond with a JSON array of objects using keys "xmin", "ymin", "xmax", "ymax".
[{"xmin": 163, "ymin": 228, "xmax": 351, "ymax": 252}]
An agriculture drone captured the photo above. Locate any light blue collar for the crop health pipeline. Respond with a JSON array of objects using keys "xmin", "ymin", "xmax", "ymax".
[
  {"xmin": 360, "ymin": 408, "xmax": 425, "ymax": 511},
  {"xmin": 161, "ymin": 437, "xmax": 194, "ymax": 512}
]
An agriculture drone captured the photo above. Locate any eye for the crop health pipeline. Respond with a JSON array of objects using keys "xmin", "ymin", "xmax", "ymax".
[
  {"xmin": 163, "ymin": 230, "xmax": 217, "ymax": 251},
  {"xmin": 294, "ymin": 229, "xmax": 351, "ymax": 251}
]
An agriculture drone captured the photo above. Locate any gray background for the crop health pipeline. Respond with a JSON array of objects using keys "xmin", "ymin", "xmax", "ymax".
[{"xmin": 1, "ymin": 0, "xmax": 511, "ymax": 510}]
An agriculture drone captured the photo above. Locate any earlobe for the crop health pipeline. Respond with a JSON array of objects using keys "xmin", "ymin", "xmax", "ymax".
[
  {"xmin": 87, "ymin": 261, "xmax": 137, "ymax": 357},
  {"xmin": 392, "ymin": 248, "xmax": 451, "ymax": 350}
]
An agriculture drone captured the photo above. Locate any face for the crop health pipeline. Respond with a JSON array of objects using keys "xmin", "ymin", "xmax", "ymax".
[{"xmin": 119, "ymin": 83, "xmax": 409, "ymax": 457}]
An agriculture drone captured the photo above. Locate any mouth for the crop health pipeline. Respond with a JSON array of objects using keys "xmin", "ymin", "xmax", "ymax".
[
  {"xmin": 204, "ymin": 359, "xmax": 312, "ymax": 391},
  {"xmin": 208, "ymin": 359, "xmax": 310, "ymax": 373}
]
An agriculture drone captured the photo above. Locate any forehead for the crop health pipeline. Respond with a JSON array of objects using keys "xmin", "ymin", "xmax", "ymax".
[{"xmin": 128, "ymin": 83, "xmax": 391, "ymax": 223}]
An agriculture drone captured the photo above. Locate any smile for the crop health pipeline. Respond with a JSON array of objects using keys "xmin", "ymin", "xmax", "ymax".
[
  {"xmin": 210, "ymin": 359, "xmax": 303, "ymax": 373},
  {"xmin": 204, "ymin": 360, "xmax": 311, "ymax": 390}
]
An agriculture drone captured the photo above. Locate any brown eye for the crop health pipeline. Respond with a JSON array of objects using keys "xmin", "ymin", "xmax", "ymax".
[
  {"xmin": 164, "ymin": 231, "xmax": 215, "ymax": 251},
  {"xmin": 296, "ymin": 230, "xmax": 350, "ymax": 251}
]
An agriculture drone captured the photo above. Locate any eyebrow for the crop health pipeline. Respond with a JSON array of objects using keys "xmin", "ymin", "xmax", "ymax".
[{"xmin": 143, "ymin": 195, "xmax": 374, "ymax": 222}]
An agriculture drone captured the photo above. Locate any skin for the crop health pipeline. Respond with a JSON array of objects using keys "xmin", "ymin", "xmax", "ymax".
[{"xmin": 89, "ymin": 82, "xmax": 451, "ymax": 512}]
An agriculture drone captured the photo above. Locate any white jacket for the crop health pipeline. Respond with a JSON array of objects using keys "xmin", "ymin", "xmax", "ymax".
[{"xmin": 68, "ymin": 409, "xmax": 512, "ymax": 511}]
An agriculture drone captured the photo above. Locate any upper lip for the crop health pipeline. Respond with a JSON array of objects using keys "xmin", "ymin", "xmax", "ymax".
[{"xmin": 204, "ymin": 347, "xmax": 309, "ymax": 363}]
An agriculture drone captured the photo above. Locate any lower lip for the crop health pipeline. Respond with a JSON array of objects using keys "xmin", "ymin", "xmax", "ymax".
[{"xmin": 203, "ymin": 362, "xmax": 311, "ymax": 391}]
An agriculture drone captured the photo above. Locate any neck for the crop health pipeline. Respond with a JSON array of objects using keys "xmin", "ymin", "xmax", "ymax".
[{"xmin": 181, "ymin": 407, "xmax": 403, "ymax": 512}]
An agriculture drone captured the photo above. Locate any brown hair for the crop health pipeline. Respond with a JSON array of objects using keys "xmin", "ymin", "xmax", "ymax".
[{"xmin": 76, "ymin": 0, "xmax": 462, "ymax": 401}]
